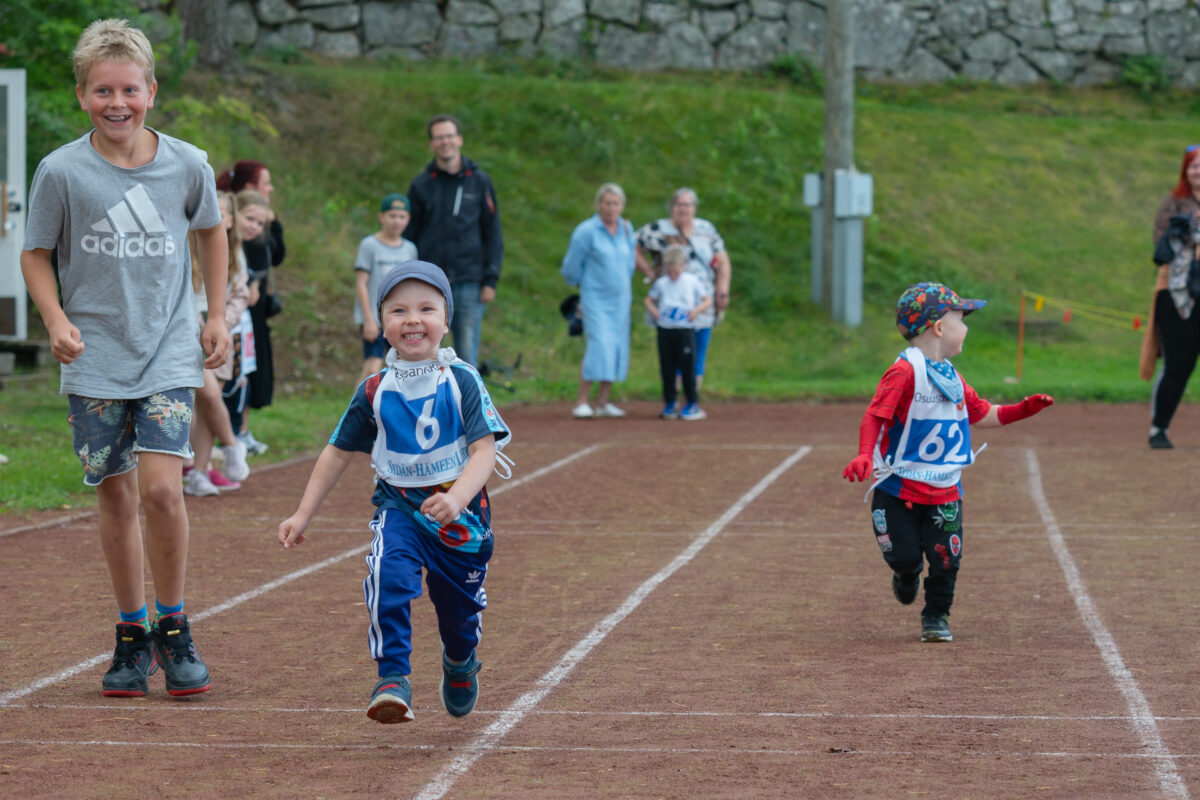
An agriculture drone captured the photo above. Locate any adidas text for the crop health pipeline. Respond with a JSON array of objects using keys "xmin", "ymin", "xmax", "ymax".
[{"xmin": 81, "ymin": 232, "xmax": 176, "ymax": 258}]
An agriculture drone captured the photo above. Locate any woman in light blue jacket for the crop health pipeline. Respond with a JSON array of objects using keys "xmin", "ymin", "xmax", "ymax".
[{"xmin": 561, "ymin": 183, "xmax": 636, "ymax": 418}]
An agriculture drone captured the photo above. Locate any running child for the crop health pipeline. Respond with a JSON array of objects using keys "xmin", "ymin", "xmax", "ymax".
[
  {"xmin": 645, "ymin": 245, "xmax": 711, "ymax": 420},
  {"xmin": 20, "ymin": 19, "xmax": 229, "ymax": 696},
  {"xmin": 278, "ymin": 260, "xmax": 512, "ymax": 724},
  {"xmin": 354, "ymin": 193, "xmax": 418, "ymax": 383},
  {"xmin": 842, "ymin": 282, "xmax": 1053, "ymax": 643}
]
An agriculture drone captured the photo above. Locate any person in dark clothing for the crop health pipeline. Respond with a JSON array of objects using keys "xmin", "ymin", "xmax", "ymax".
[
  {"xmin": 405, "ymin": 114, "xmax": 502, "ymax": 367},
  {"xmin": 217, "ymin": 160, "xmax": 284, "ymax": 455}
]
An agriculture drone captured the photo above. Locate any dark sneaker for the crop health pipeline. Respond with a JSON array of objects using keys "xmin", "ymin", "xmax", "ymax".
[
  {"xmin": 659, "ymin": 403, "xmax": 680, "ymax": 420},
  {"xmin": 367, "ymin": 675, "xmax": 414, "ymax": 724},
  {"xmin": 440, "ymin": 649, "xmax": 482, "ymax": 718},
  {"xmin": 152, "ymin": 613, "xmax": 211, "ymax": 696},
  {"xmin": 102, "ymin": 623, "xmax": 158, "ymax": 697},
  {"xmin": 1149, "ymin": 431, "xmax": 1173, "ymax": 449},
  {"xmin": 920, "ymin": 613, "xmax": 953, "ymax": 643},
  {"xmin": 892, "ymin": 572, "xmax": 920, "ymax": 605}
]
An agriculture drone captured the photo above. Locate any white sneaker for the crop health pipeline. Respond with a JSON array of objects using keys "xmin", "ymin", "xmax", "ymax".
[
  {"xmin": 183, "ymin": 468, "xmax": 219, "ymax": 497},
  {"xmin": 0, "ymin": 452, "xmax": 8, "ymax": 465},
  {"xmin": 571, "ymin": 403, "xmax": 594, "ymax": 419},
  {"xmin": 595, "ymin": 403, "xmax": 626, "ymax": 418},
  {"xmin": 222, "ymin": 439, "xmax": 250, "ymax": 481},
  {"xmin": 238, "ymin": 430, "xmax": 269, "ymax": 455},
  {"xmin": 210, "ymin": 445, "xmax": 224, "ymax": 462}
]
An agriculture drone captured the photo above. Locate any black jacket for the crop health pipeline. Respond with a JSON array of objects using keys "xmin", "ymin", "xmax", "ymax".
[{"xmin": 406, "ymin": 157, "xmax": 503, "ymax": 287}]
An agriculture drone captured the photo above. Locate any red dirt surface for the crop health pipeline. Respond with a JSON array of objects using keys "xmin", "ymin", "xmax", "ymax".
[{"xmin": 1, "ymin": 402, "xmax": 1197, "ymax": 799}]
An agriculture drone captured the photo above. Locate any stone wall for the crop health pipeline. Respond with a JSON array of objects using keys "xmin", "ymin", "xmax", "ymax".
[{"xmin": 145, "ymin": 0, "xmax": 1200, "ymax": 87}]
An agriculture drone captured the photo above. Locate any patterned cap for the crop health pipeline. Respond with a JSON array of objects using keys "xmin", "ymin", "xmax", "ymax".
[
  {"xmin": 895, "ymin": 282, "xmax": 986, "ymax": 339},
  {"xmin": 376, "ymin": 260, "xmax": 453, "ymax": 324}
]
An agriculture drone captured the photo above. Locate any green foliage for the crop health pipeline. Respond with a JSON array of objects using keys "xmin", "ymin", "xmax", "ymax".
[
  {"xmin": 1120, "ymin": 55, "xmax": 1170, "ymax": 97},
  {"xmin": 767, "ymin": 53, "xmax": 823, "ymax": 93},
  {"xmin": 0, "ymin": 1, "xmax": 197, "ymax": 178}
]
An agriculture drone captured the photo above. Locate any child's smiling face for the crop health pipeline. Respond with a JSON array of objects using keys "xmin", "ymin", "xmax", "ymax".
[{"xmin": 380, "ymin": 279, "xmax": 449, "ymax": 362}]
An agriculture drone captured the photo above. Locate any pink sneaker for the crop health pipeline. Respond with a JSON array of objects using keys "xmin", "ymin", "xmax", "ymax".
[{"xmin": 206, "ymin": 469, "xmax": 241, "ymax": 492}]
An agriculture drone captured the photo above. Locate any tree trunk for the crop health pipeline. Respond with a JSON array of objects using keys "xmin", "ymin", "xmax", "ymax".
[{"xmin": 178, "ymin": 0, "xmax": 239, "ymax": 74}]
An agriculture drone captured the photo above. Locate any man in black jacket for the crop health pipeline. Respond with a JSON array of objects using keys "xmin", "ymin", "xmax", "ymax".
[{"xmin": 406, "ymin": 114, "xmax": 503, "ymax": 367}]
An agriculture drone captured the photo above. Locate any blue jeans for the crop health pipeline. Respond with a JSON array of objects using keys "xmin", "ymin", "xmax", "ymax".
[{"xmin": 450, "ymin": 282, "xmax": 485, "ymax": 367}]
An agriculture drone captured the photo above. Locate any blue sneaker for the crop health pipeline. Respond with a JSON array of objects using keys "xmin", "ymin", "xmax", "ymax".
[
  {"xmin": 367, "ymin": 675, "xmax": 414, "ymax": 723},
  {"xmin": 440, "ymin": 649, "xmax": 481, "ymax": 718},
  {"xmin": 679, "ymin": 403, "xmax": 707, "ymax": 421},
  {"xmin": 920, "ymin": 613, "xmax": 953, "ymax": 642},
  {"xmin": 659, "ymin": 403, "xmax": 680, "ymax": 419}
]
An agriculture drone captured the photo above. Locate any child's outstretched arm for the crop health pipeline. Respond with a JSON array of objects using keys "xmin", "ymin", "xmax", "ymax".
[
  {"xmin": 278, "ymin": 444, "xmax": 357, "ymax": 547},
  {"xmin": 195, "ymin": 224, "xmax": 231, "ymax": 369},
  {"xmin": 21, "ymin": 248, "xmax": 84, "ymax": 364},
  {"xmin": 975, "ymin": 394, "xmax": 1055, "ymax": 429},
  {"xmin": 421, "ymin": 436, "xmax": 498, "ymax": 525},
  {"xmin": 843, "ymin": 411, "xmax": 887, "ymax": 482}
]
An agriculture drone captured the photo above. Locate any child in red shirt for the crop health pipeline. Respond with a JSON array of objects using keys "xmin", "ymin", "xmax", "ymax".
[{"xmin": 843, "ymin": 283, "xmax": 1053, "ymax": 642}]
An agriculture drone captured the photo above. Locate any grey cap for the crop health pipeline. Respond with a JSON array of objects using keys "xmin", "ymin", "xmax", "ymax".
[{"xmin": 376, "ymin": 260, "xmax": 454, "ymax": 324}]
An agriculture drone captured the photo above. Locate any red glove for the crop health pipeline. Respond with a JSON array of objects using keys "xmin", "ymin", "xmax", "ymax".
[
  {"xmin": 996, "ymin": 394, "xmax": 1054, "ymax": 425},
  {"xmin": 843, "ymin": 412, "xmax": 885, "ymax": 482}
]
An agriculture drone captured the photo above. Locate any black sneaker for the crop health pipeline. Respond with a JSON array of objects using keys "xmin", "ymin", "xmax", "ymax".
[
  {"xmin": 439, "ymin": 649, "xmax": 482, "ymax": 718},
  {"xmin": 920, "ymin": 613, "xmax": 953, "ymax": 643},
  {"xmin": 1149, "ymin": 431, "xmax": 1174, "ymax": 449},
  {"xmin": 892, "ymin": 572, "xmax": 920, "ymax": 605},
  {"xmin": 101, "ymin": 623, "xmax": 158, "ymax": 697},
  {"xmin": 152, "ymin": 612, "xmax": 211, "ymax": 696}
]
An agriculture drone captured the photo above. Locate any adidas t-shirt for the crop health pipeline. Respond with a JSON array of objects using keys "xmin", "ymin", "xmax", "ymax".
[{"xmin": 24, "ymin": 129, "xmax": 221, "ymax": 398}]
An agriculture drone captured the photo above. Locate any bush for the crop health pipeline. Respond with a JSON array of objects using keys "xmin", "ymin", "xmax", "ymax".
[{"xmin": 1120, "ymin": 55, "xmax": 1170, "ymax": 97}]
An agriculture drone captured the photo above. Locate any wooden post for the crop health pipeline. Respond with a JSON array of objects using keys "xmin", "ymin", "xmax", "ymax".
[
  {"xmin": 822, "ymin": 0, "xmax": 854, "ymax": 312},
  {"xmin": 1017, "ymin": 293, "xmax": 1026, "ymax": 381}
]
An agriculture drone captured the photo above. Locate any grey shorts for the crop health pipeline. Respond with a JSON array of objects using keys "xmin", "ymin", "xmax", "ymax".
[{"xmin": 67, "ymin": 389, "xmax": 196, "ymax": 486}]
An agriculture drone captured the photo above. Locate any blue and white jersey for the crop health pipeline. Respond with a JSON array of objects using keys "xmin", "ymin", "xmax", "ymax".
[
  {"xmin": 329, "ymin": 349, "xmax": 512, "ymax": 553},
  {"xmin": 872, "ymin": 347, "xmax": 979, "ymax": 493}
]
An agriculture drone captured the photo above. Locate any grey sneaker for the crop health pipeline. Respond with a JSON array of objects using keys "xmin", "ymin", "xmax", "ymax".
[
  {"xmin": 102, "ymin": 623, "xmax": 158, "ymax": 697},
  {"xmin": 367, "ymin": 675, "xmax": 414, "ymax": 723},
  {"xmin": 892, "ymin": 572, "xmax": 920, "ymax": 605},
  {"xmin": 440, "ymin": 649, "xmax": 481, "ymax": 718},
  {"xmin": 920, "ymin": 613, "xmax": 953, "ymax": 643},
  {"xmin": 238, "ymin": 430, "xmax": 269, "ymax": 455},
  {"xmin": 152, "ymin": 613, "xmax": 211, "ymax": 696},
  {"xmin": 183, "ymin": 468, "xmax": 219, "ymax": 497}
]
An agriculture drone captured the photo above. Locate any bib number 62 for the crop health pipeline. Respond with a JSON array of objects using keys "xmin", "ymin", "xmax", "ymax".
[{"xmin": 916, "ymin": 422, "xmax": 968, "ymax": 463}]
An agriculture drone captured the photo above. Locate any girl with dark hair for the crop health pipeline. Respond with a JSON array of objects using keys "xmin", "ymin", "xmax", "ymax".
[{"xmin": 218, "ymin": 161, "xmax": 285, "ymax": 454}]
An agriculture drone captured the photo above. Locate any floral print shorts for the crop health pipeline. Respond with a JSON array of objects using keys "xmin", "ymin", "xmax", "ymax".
[{"xmin": 67, "ymin": 389, "xmax": 195, "ymax": 486}]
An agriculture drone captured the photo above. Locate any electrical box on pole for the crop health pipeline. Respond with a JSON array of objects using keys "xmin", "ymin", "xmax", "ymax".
[{"xmin": 0, "ymin": 69, "xmax": 27, "ymax": 341}]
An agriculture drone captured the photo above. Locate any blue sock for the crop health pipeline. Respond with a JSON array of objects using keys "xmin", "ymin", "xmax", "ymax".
[
  {"xmin": 155, "ymin": 598, "xmax": 184, "ymax": 620},
  {"xmin": 119, "ymin": 605, "xmax": 150, "ymax": 630}
]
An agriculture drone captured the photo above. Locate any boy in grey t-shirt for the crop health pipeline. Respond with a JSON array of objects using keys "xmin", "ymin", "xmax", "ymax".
[
  {"xmin": 354, "ymin": 192, "xmax": 418, "ymax": 382},
  {"xmin": 20, "ymin": 19, "xmax": 229, "ymax": 699}
]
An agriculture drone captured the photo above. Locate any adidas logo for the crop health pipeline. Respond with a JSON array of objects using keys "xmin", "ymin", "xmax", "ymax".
[
  {"xmin": 81, "ymin": 184, "xmax": 177, "ymax": 258},
  {"xmin": 465, "ymin": 570, "xmax": 482, "ymax": 584}
]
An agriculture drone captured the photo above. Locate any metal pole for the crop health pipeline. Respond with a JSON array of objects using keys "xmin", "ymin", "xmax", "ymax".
[{"xmin": 822, "ymin": 0, "xmax": 853, "ymax": 313}]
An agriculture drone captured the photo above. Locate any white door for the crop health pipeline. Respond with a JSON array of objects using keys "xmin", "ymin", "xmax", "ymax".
[{"xmin": 0, "ymin": 69, "xmax": 26, "ymax": 340}]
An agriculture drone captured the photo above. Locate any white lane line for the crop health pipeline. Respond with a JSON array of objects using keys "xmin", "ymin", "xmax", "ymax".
[
  {"xmin": 1026, "ymin": 449, "xmax": 1189, "ymax": 800},
  {"xmin": 0, "ymin": 445, "xmax": 600, "ymax": 706},
  {"xmin": 412, "ymin": 445, "xmax": 812, "ymax": 800},
  {"xmin": 0, "ymin": 455, "xmax": 318, "ymax": 541},
  {"xmin": 13, "ymin": 703, "xmax": 1200, "ymax": 722},
  {"xmin": 3, "ymin": 739, "xmax": 1199, "ymax": 760}
]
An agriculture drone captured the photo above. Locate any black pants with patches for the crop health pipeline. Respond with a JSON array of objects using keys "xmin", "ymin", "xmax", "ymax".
[{"xmin": 870, "ymin": 492, "xmax": 963, "ymax": 617}]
